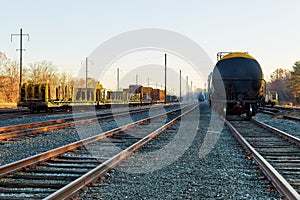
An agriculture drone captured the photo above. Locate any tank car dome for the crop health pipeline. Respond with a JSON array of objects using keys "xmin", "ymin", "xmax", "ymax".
[{"xmin": 220, "ymin": 52, "xmax": 256, "ymax": 61}]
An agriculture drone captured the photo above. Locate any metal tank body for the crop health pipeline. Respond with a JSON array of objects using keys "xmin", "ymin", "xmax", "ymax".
[{"xmin": 211, "ymin": 52, "xmax": 264, "ymax": 118}]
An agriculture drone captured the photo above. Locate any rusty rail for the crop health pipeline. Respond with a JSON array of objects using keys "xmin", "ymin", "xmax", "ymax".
[
  {"xmin": 43, "ymin": 103, "xmax": 199, "ymax": 199},
  {"xmin": 251, "ymin": 118, "xmax": 300, "ymax": 147},
  {"xmin": 0, "ymin": 107, "xmax": 153, "ymax": 141},
  {"xmin": 223, "ymin": 116, "xmax": 300, "ymax": 200},
  {"xmin": 0, "ymin": 103, "xmax": 196, "ymax": 179}
]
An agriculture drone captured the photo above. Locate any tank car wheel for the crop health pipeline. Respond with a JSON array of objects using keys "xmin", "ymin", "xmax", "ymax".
[
  {"xmin": 223, "ymin": 105, "xmax": 227, "ymax": 116},
  {"xmin": 29, "ymin": 105, "xmax": 34, "ymax": 114},
  {"xmin": 271, "ymin": 102, "xmax": 275, "ymax": 108},
  {"xmin": 246, "ymin": 104, "xmax": 253, "ymax": 120}
]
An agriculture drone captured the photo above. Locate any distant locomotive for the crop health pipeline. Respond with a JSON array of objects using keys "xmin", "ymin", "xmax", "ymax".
[
  {"xmin": 198, "ymin": 93, "xmax": 205, "ymax": 102},
  {"xmin": 17, "ymin": 82, "xmax": 178, "ymax": 113},
  {"xmin": 209, "ymin": 52, "xmax": 264, "ymax": 119},
  {"xmin": 264, "ymin": 90, "xmax": 278, "ymax": 107}
]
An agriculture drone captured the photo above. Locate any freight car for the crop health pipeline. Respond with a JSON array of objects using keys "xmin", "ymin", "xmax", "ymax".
[
  {"xmin": 166, "ymin": 94, "xmax": 179, "ymax": 103},
  {"xmin": 18, "ymin": 82, "xmax": 178, "ymax": 113},
  {"xmin": 18, "ymin": 82, "xmax": 105, "ymax": 113},
  {"xmin": 209, "ymin": 52, "xmax": 265, "ymax": 119},
  {"xmin": 128, "ymin": 85, "xmax": 166, "ymax": 104}
]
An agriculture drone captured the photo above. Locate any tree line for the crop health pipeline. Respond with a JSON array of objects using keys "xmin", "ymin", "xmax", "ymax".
[
  {"xmin": 267, "ymin": 61, "xmax": 300, "ymax": 104},
  {"xmin": 1, "ymin": 51, "xmax": 300, "ymax": 105},
  {"xmin": 0, "ymin": 51, "xmax": 96, "ymax": 104}
]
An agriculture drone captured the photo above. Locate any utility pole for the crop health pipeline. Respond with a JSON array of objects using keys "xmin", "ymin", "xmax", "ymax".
[
  {"xmin": 191, "ymin": 81, "xmax": 193, "ymax": 100},
  {"xmin": 186, "ymin": 76, "xmax": 189, "ymax": 101},
  {"xmin": 136, "ymin": 74, "xmax": 138, "ymax": 85},
  {"xmin": 117, "ymin": 68, "xmax": 120, "ymax": 91},
  {"xmin": 11, "ymin": 28, "xmax": 30, "ymax": 97},
  {"xmin": 164, "ymin": 53, "xmax": 167, "ymax": 104},
  {"xmin": 82, "ymin": 57, "xmax": 92, "ymax": 101},
  {"xmin": 86, "ymin": 57, "xmax": 88, "ymax": 91},
  {"xmin": 179, "ymin": 70, "xmax": 181, "ymax": 102}
]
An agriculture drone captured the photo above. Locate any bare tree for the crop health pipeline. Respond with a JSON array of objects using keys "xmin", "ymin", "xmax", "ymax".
[
  {"xmin": 0, "ymin": 52, "xmax": 19, "ymax": 102},
  {"xmin": 27, "ymin": 61, "xmax": 59, "ymax": 85},
  {"xmin": 267, "ymin": 68, "xmax": 293, "ymax": 104}
]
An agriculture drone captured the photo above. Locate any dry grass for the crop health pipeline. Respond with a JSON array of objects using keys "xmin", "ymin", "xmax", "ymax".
[{"xmin": 0, "ymin": 102, "xmax": 17, "ymax": 108}]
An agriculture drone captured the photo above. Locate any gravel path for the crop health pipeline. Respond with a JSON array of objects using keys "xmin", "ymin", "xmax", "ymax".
[{"xmin": 77, "ymin": 102, "xmax": 280, "ymax": 199}]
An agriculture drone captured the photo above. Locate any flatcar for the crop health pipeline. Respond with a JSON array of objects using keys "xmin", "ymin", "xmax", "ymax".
[
  {"xmin": 18, "ymin": 82, "xmax": 178, "ymax": 113},
  {"xmin": 18, "ymin": 82, "xmax": 104, "ymax": 113},
  {"xmin": 209, "ymin": 52, "xmax": 265, "ymax": 119}
]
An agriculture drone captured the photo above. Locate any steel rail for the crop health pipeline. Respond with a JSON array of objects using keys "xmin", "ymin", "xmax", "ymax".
[
  {"xmin": 282, "ymin": 115, "xmax": 300, "ymax": 121},
  {"xmin": 0, "ymin": 103, "xmax": 195, "ymax": 177},
  {"xmin": 43, "ymin": 104, "xmax": 199, "ymax": 200},
  {"xmin": 0, "ymin": 106, "xmax": 157, "ymax": 141},
  {"xmin": 251, "ymin": 118, "xmax": 300, "ymax": 147},
  {"xmin": 258, "ymin": 108, "xmax": 300, "ymax": 121},
  {"xmin": 223, "ymin": 117, "xmax": 300, "ymax": 200},
  {"xmin": 275, "ymin": 105, "xmax": 300, "ymax": 111},
  {"xmin": 257, "ymin": 108, "xmax": 276, "ymax": 116},
  {"xmin": 0, "ymin": 114, "xmax": 152, "ymax": 177},
  {"xmin": 0, "ymin": 107, "xmax": 149, "ymax": 133},
  {"xmin": 0, "ymin": 108, "xmax": 28, "ymax": 114}
]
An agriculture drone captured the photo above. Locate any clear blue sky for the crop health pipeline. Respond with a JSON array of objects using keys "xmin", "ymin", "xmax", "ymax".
[{"xmin": 1, "ymin": 0, "xmax": 299, "ymax": 83}]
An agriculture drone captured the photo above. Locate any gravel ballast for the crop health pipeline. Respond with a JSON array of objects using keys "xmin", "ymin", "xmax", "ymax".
[
  {"xmin": 0, "ymin": 105, "xmax": 180, "ymax": 166},
  {"xmin": 254, "ymin": 112, "xmax": 300, "ymax": 138},
  {"xmin": 77, "ymin": 103, "xmax": 280, "ymax": 199}
]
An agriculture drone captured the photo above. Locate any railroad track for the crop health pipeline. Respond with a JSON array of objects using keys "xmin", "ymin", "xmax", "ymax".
[
  {"xmin": 0, "ymin": 108, "xmax": 77, "ymax": 120},
  {"xmin": 0, "ymin": 108, "xmax": 29, "ymax": 115},
  {"xmin": 0, "ymin": 109, "xmax": 30, "ymax": 120},
  {"xmin": 225, "ymin": 115, "xmax": 300, "ymax": 199},
  {"xmin": 0, "ymin": 104, "xmax": 183, "ymax": 141},
  {"xmin": 275, "ymin": 105, "xmax": 300, "ymax": 111},
  {"xmin": 259, "ymin": 107, "xmax": 300, "ymax": 121},
  {"xmin": 0, "ymin": 103, "xmax": 198, "ymax": 199}
]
